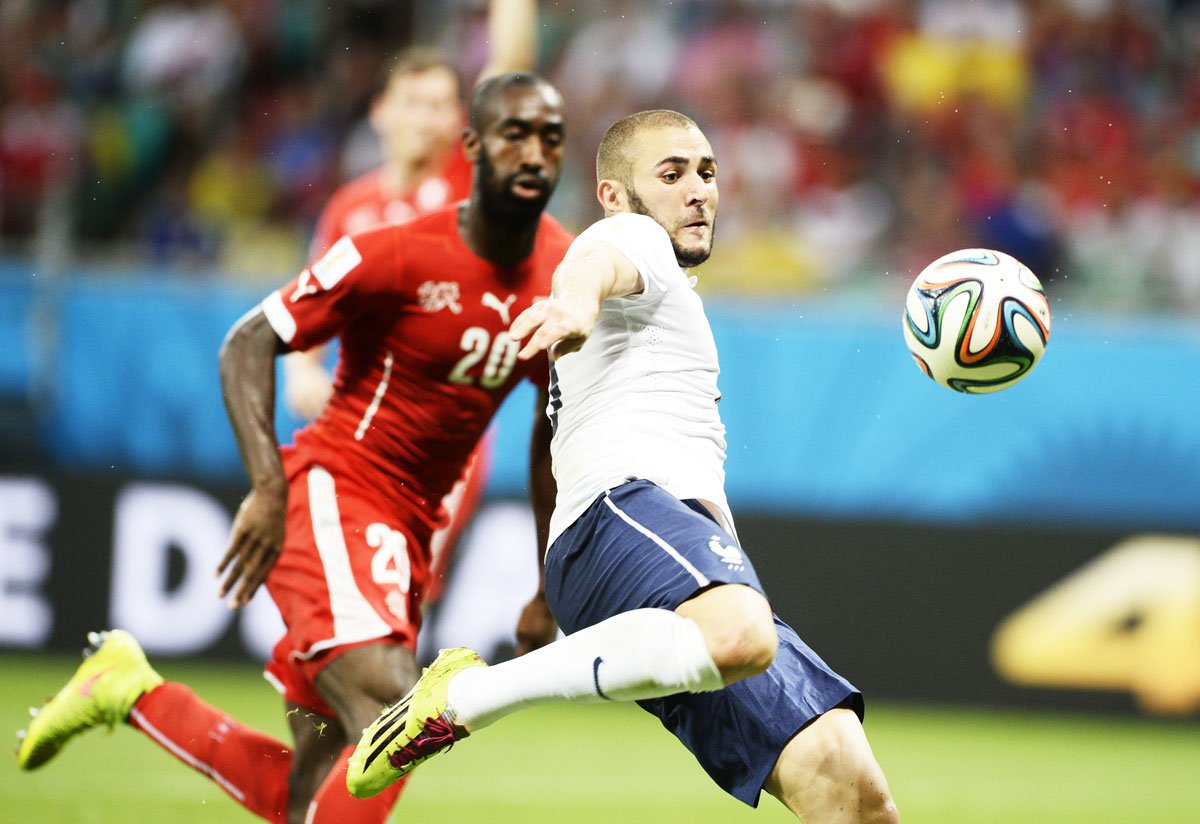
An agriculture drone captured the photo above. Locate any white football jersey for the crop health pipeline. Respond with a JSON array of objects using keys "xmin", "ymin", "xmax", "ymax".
[{"xmin": 547, "ymin": 212, "xmax": 731, "ymax": 545}]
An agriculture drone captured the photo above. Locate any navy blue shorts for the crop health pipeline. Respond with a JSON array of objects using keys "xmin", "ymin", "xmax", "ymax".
[{"xmin": 545, "ymin": 480, "xmax": 863, "ymax": 806}]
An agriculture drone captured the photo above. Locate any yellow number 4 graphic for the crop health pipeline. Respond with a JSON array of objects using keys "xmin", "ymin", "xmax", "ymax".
[{"xmin": 991, "ymin": 534, "xmax": 1200, "ymax": 716}]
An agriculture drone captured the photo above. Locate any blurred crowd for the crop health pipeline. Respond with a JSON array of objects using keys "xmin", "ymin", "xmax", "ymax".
[{"xmin": 4, "ymin": 0, "xmax": 1200, "ymax": 312}]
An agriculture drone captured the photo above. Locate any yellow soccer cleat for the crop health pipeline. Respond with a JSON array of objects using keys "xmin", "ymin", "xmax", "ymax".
[
  {"xmin": 16, "ymin": 630, "xmax": 163, "ymax": 770},
  {"xmin": 346, "ymin": 647, "xmax": 486, "ymax": 798}
]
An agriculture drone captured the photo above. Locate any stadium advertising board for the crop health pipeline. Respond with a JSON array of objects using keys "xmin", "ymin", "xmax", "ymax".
[{"xmin": 3, "ymin": 472, "xmax": 1196, "ymax": 717}]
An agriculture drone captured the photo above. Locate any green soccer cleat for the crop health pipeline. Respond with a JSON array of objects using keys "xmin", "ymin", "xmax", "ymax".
[
  {"xmin": 346, "ymin": 647, "xmax": 486, "ymax": 798},
  {"xmin": 16, "ymin": 630, "xmax": 163, "ymax": 770}
]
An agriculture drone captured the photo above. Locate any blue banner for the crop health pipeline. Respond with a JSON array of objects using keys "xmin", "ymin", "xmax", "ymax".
[{"xmin": 3, "ymin": 269, "xmax": 1197, "ymax": 530}]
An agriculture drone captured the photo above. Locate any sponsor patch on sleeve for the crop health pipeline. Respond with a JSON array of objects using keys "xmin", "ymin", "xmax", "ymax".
[{"xmin": 311, "ymin": 236, "xmax": 363, "ymax": 290}]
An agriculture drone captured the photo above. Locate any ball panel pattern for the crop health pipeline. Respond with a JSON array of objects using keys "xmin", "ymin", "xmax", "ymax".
[{"xmin": 903, "ymin": 249, "xmax": 1051, "ymax": 394}]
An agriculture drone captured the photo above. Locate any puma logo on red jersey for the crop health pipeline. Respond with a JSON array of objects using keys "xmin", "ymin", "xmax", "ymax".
[
  {"xmin": 417, "ymin": 281, "xmax": 463, "ymax": 314},
  {"xmin": 482, "ymin": 292, "xmax": 517, "ymax": 325},
  {"xmin": 289, "ymin": 269, "xmax": 319, "ymax": 303}
]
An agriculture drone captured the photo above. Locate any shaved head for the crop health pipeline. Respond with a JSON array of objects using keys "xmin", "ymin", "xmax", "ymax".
[
  {"xmin": 594, "ymin": 109, "xmax": 717, "ymax": 268},
  {"xmin": 596, "ymin": 109, "xmax": 699, "ymax": 188},
  {"xmin": 469, "ymin": 72, "xmax": 560, "ymax": 132}
]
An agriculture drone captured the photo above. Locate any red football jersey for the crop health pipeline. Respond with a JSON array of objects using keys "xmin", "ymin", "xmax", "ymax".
[
  {"xmin": 309, "ymin": 147, "xmax": 473, "ymax": 259},
  {"xmin": 263, "ymin": 206, "xmax": 572, "ymax": 527}
]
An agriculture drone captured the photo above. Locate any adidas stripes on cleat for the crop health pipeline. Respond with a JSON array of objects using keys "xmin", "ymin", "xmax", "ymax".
[{"xmin": 346, "ymin": 647, "xmax": 485, "ymax": 798}]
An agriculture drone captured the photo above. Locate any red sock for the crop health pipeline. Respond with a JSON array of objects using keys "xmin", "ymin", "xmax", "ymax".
[
  {"xmin": 129, "ymin": 682, "xmax": 290, "ymax": 821},
  {"xmin": 306, "ymin": 746, "xmax": 406, "ymax": 823}
]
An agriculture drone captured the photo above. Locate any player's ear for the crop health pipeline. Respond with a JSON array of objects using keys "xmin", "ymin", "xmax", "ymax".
[
  {"xmin": 462, "ymin": 128, "xmax": 481, "ymax": 162},
  {"xmin": 597, "ymin": 179, "xmax": 627, "ymax": 215}
]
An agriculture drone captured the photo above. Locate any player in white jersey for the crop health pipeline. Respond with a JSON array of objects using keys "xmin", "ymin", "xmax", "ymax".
[
  {"xmin": 546, "ymin": 208, "xmax": 731, "ymax": 545},
  {"xmin": 347, "ymin": 110, "xmax": 900, "ymax": 823}
]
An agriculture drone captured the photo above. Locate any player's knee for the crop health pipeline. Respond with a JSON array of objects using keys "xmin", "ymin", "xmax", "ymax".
[
  {"xmin": 703, "ymin": 599, "xmax": 777, "ymax": 682},
  {"xmin": 867, "ymin": 793, "xmax": 901, "ymax": 824},
  {"xmin": 827, "ymin": 777, "xmax": 900, "ymax": 824},
  {"xmin": 714, "ymin": 616, "xmax": 777, "ymax": 682},
  {"xmin": 841, "ymin": 762, "xmax": 900, "ymax": 824},
  {"xmin": 831, "ymin": 735, "xmax": 898, "ymax": 823},
  {"xmin": 848, "ymin": 776, "xmax": 900, "ymax": 824}
]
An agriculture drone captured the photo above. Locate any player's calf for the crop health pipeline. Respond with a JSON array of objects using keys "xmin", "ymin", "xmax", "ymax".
[{"xmin": 284, "ymin": 703, "xmax": 346, "ymax": 824}]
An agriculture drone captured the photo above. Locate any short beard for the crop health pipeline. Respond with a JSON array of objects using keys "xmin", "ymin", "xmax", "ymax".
[
  {"xmin": 626, "ymin": 186, "xmax": 714, "ymax": 267},
  {"xmin": 478, "ymin": 150, "xmax": 550, "ymax": 224}
]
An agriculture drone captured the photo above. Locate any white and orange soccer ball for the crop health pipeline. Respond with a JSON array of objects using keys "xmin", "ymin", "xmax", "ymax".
[{"xmin": 903, "ymin": 249, "xmax": 1052, "ymax": 394}]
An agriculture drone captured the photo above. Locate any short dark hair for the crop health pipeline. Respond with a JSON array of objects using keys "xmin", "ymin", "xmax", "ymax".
[
  {"xmin": 596, "ymin": 110, "xmax": 699, "ymax": 188},
  {"xmin": 468, "ymin": 72, "xmax": 555, "ymax": 132},
  {"xmin": 380, "ymin": 46, "xmax": 462, "ymax": 96}
]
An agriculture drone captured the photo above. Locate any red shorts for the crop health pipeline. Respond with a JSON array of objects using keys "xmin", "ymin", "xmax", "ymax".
[{"xmin": 264, "ymin": 455, "xmax": 434, "ymax": 716}]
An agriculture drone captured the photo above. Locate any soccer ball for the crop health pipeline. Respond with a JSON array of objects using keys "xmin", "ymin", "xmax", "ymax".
[{"xmin": 902, "ymin": 249, "xmax": 1052, "ymax": 394}]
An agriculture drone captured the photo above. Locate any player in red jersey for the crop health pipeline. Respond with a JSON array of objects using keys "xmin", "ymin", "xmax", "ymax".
[
  {"xmin": 285, "ymin": 0, "xmax": 538, "ymax": 417},
  {"xmin": 16, "ymin": 73, "xmax": 568, "ymax": 824},
  {"xmin": 285, "ymin": 0, "xmax": 538, "ymax": 603}
]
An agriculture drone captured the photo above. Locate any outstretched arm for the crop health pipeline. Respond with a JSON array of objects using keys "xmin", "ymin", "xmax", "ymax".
[
  {"xmin": 218, "ymin": 307, "xmax": 289, "ymax": 608},
  {"xmin": 478, "ymin": 0, "xmax": 538, "ymax": 82},
  {"xmin": 515, "ymin": 385, "xmax": 557, "ymax": 654},
  {"xmin": 509, "ymin": 241, "xmax": 642, "ymax": 360}
]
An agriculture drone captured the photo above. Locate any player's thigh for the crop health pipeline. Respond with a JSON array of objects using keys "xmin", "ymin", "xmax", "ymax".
[
  {"xmin": 546, "ymin": 480, "xmax": 766, "ymax": 634},
  {"xmin": 267, "ymin": 462, "xmax": 429, "ymax": 684},
  {"xmin": 764, "ymin": 706, "xmax": 897, "ymax": 822},
  {"xmin": 315, "ymin": 642, "xmax": 420, "ymax": 736},
  {"xmin": 270, "ymin": 463, "xmax": 429, "ymax": 645}
]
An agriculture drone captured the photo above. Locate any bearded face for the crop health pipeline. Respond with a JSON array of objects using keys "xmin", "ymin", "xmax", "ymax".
[
  {"xmin": 476, "ymin": 141, "xmax": 556, "ymax": 223},
  {"xmin": 627, "ymin": 185, "xmax": 716, "ymax": 268}
]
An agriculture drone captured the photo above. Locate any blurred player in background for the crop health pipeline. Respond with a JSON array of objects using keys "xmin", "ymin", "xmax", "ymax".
[
  {"xmin": 286, "ymin": 0, "xmax": 538, "ymax": 605},
  {"xmin": 347, "ymin": 110, "xmax": 900, "ymax": 823},
  {"xmin": 18, "ymin": 72, "xmax": 570, "ymax": 824}
]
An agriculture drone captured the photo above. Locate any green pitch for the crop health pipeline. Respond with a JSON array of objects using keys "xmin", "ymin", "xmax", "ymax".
[{"xmin": 4, "ymin": 654, "xmax": 1198, "ymax": 823}]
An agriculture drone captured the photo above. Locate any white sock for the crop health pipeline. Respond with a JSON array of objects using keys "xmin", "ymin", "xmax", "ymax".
[{"xmin": 446, "ymin": 608, "xmax": 723, "ymax": 732}]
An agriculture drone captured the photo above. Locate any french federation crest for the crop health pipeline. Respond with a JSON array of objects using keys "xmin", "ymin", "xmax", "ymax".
[{"xmin": 708, "ymin": 535, "xmax": 745, "ymax": 572}]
